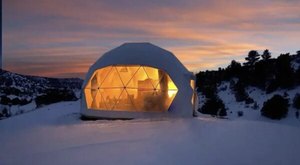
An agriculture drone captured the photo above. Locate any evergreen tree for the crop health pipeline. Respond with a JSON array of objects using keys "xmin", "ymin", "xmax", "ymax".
[
  {"xmin": 232, "ymin": 80, "xmax": 247, "ymax": 102},
  {"xmin": 227, "ymin": 60, "xmax": 242, "ymax": 70},
  {"xmin": 276, "ymin": 54, "xmax": 294, "ymax": 88},
  {"xmin": 244, "ymin": 50, "xmax": 260, "ymax": 66},
  {"xmin": 261, "ymin": 49, "xmax": 271, "ymax": 60},
  {"xmin": 199, "ymin": 96, "xmax": 227, "ymax": 117},
  {"xmin": 225, "ymin": 60, "xmax": 242, "ymax": 78}
]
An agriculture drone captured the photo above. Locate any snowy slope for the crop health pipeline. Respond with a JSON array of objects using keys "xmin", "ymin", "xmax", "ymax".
[
  {"xmin": 198, "ymin": 81, "xmax": 300, "ymax": 125},
  {"xmin": 0, "ymin": 70, "xmax": 83, "ymax": 118},
  {"xmin": 1, "ymin": 100, "xmax": 300, "ymax": 165}
]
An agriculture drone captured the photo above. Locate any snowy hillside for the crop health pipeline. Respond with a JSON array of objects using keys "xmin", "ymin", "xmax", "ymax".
[
  {"xmin": 204, "ymin": 83, "xmax": 300, "ymax": 124},
  {"xmin": 196, "ymin": 52, "xmax": 300, "ymax": 120},
  {"xmin": 0, "ymin": 70, "xmax": 82, "ymax": 94},
  {"xmin": 0, "ymin": 70, "xmax": 83, "ymax": 118},
  {"xmin": 0, "ymin": 100, "xmax": 299, "ymax": 165}
]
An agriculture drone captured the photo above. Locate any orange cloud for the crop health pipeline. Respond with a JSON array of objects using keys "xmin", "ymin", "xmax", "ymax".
[
  {"xmin": 168, "ymin": 43, "xmax": 264, "ymax": 71},
  {"xmin": 3, "ymin": 0, "xmax": 300, "ymax": 78}
]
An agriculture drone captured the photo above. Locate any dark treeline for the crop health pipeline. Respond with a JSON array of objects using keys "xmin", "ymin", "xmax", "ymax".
[
  {"xmin": 196, "ymin": 50, "xmax": 300, "ymax": 119},
  {"xmin": 196, "ymin": 50, "xmax": 300, "ymax": 94}
]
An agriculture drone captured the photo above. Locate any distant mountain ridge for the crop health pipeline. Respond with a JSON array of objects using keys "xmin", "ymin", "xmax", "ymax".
[
  {"xmin": 0, "ymin": 70, "xmax": 83, "ymax": 118},
  {"xmin": 0, "ymin": 70, "xmax": 83, "ymax": 92}
]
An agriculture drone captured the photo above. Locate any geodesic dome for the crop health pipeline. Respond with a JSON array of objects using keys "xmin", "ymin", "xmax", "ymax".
[{"xmin": 81, "ymin": 43, "xmax": 196, "ymax": 119}]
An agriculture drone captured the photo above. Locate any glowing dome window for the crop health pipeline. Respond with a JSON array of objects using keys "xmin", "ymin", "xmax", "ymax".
[{"xmin": 84, "ymin": 65, "xmax": 178, "ymax": 112}]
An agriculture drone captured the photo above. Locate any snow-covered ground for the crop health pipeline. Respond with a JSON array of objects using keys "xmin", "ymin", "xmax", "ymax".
[
  {"xmin": 214, "ymin": 82, "xmax": 300, "ymax": 125},
  {"xmin": 1, "ymin": 100, "xmax": 300, "ymax": 165}
]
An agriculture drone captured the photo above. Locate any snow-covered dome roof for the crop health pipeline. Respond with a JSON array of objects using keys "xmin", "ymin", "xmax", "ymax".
[{"xmin": 85, "ymin": 42, "xmax": 191, "ymax": 81}]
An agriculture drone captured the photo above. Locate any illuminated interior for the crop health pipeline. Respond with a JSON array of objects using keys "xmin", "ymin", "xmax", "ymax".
[
  {"xmin": 84, "ymin": 65, "xmax": 178, "ymax": 112},
  {"xmin": 190, "ymin": 79, "xmax": 196, "ymax": 111}
]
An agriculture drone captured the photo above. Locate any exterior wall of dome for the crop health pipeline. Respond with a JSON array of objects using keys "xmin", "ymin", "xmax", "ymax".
[{"xmin": 81, "ymin": 43, "xmax": 196, "ymax": 119}]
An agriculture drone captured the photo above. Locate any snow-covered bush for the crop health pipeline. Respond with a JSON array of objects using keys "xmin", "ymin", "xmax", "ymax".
[
  {"xmin": 237, "ymin": 111, "xmax": 243, "ymax": 117},
  {"xmin": 199, "ymin": 96, "xmax": 227, "ymax": 116},
  {"xmin": 261, "ymin": 95, "xmax": 289, "ymax": 120},
  {"xmin": 0, "ymin": 96, "xmax": 11, "ymax": 105},
  {"xmin": 35, "ymin": 89, "xmax": 78, "ymax": 108},
  {"xmin": 0, "ymin": 107, "xmax": 11, "ymax": 119}
]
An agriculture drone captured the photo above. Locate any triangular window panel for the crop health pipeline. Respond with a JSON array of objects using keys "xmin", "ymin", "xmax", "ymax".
[
  {"xmin": 165, "ymin": 90, "xmax": 177, "ymax": 111},
  {"xmin": 91, "ymin": 90, "xmax": 101, "ymax": 109},
  {"xmin": 96, "ymin": 66, "xmax": 113, "ymax": 87},
  {"xmin": 155, "ymin": 74, "xmax": 177, "ymax": 92},
  {"xmin": 115, "ymin": 66, "xmax": 140, "ymax": 87},
  {"xmin": 91, "ymin": 89, "xmax": 97, "ymax": 98},
  {"xmin": 143, "ymin": 66, "xmax": 160, "ymax": 88},
  {"xmin": 127, "ymin": 67, "xmax": 153, "ymax": 90},
  {"xmin": 124, "ymin": 88, "xmax": 137, "ymax": 109},
  {"xmin": 110, "ymin": 89, "xmax": 125, "ymax": 110},
  {"xmin": 155, "ymin": 70, "xmax": 168, "ymax": 90},
  {"xmin": 100, "ymin": 67, "xmax": 124, "ymax": 88},
  {"xmin": 101, "ymin": 88, "xmax": 123, "ymax": 110},
  {"xmin": 113, "ymin": 89, "xmax": 136, "ymax": 111},
  {"xmin": 97, "ymin": 89, "xmax": 107, "ymax": 109},
  {"xmin": 84, "ymin": 89, "xmax": 93, "ymax": 109},
  {"xmin": 167, "ymin": 89, "xmax": 178, "ymax": 99},
  {"xmin": 140, "ymin": 89, "xmax": 168, "ymax": 112},
  {"xmin": 91, "ymin": 74, "xmax": 99, "ymax": 89},
  {"xmin": 167, "ymin": 75, "xmax": 177, "ymax": 90}
]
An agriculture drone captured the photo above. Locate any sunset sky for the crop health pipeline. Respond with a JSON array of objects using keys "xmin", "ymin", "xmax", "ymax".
[{"xmin": 3, "ymin": 0, "xmax": 300, "ymax": 78}]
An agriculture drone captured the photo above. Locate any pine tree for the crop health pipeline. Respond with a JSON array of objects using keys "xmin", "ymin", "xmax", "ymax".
[
  {"xmin": 276, "ymin": 53, "xmax": 294, "ymax": 88},
  {"xmin": 261, "ymin": 49, "xmax": 271, "ymax": 60},
  {"xmin": 199, "ymin": 96, "xmax": 227, "ymax": 117},
  {"xmin": 227, "ymin": 60, "xmax": 242, "ymax": 70},
  {"xmin": 244, "ymin": 50, "xmax": 260, "ymax": 66}
]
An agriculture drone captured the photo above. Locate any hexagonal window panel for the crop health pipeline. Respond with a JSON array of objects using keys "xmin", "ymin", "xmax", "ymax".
[{"xmin": 84, "ymin": 65, "xmax": 178, "ymax": 112}]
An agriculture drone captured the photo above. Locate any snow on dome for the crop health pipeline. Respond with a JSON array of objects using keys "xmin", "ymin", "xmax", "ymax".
[{"xmin": 86, "ymin": 42, "xmax": 190, "ymax": 79}]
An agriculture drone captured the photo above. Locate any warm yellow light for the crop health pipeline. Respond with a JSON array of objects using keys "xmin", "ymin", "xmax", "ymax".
[
  {"xmin": 168, "ymin": 90, "xmax": 177, "ymax": 98},
  {"xmin": 85, "ymin": 65, "xmax": 178, "ymax": 112},
  {"xmin": 168, "ymin": 81, "xmax": 177, "ymax": 90}
]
